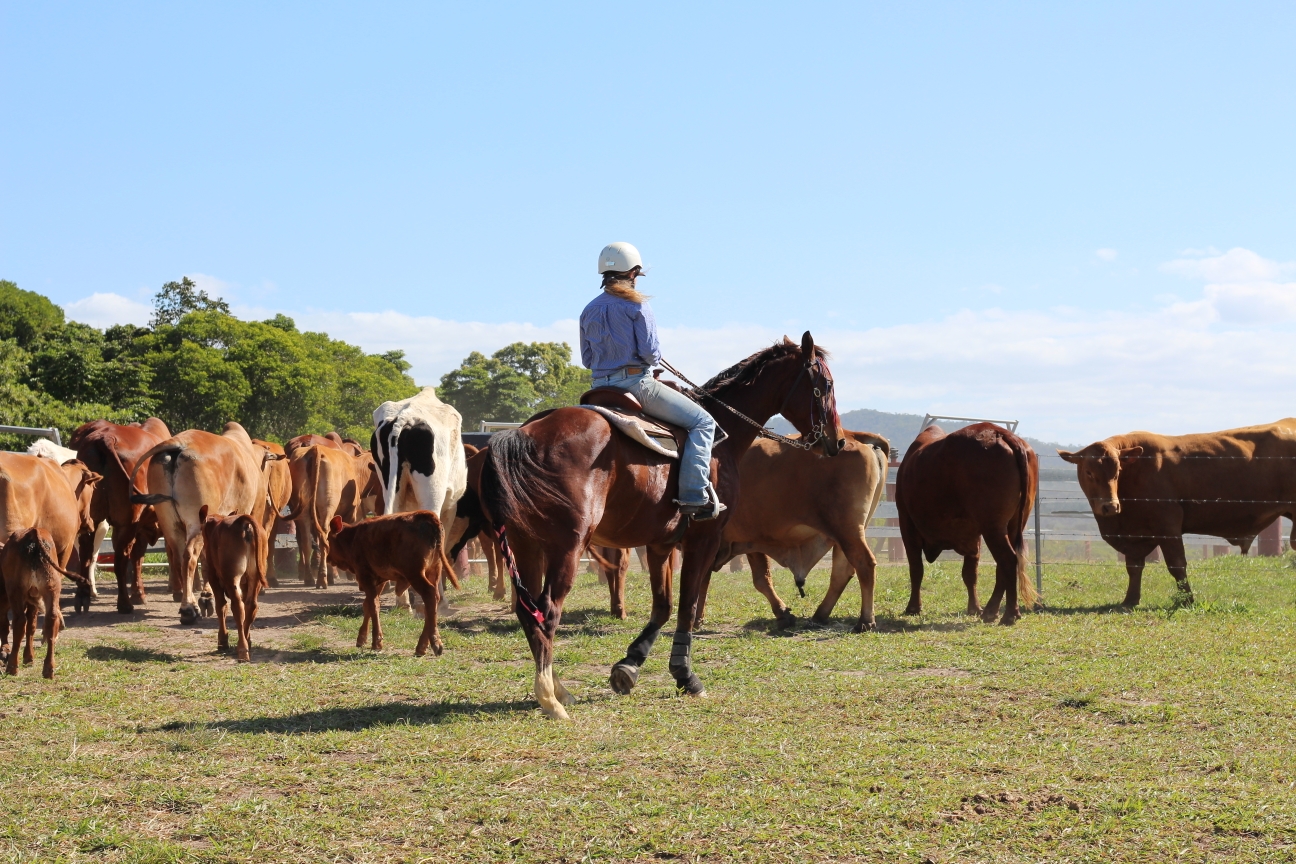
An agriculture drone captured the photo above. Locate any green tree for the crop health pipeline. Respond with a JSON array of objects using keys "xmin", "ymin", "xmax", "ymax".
[
  {"xmin": 0, "ymin": 279, "xmax": 65, "ymax": 347},
  {"xmin": 150, "ymin": 276, "xmax": 230, "ymax": 328},
  {"xmin": 438, "ymin": 341, "xmax": 590, "ymax": 430}
]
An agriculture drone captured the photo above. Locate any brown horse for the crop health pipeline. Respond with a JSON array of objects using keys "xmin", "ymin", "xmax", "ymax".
[
  {"xmin": 69, "ymin": 418, "xmax": 171, "ymax": 613},
  {"xmin": 895, "ymin": 423, "xmax": 1038, "ymax": 624},
  {"xmin": 459, "ymin": 333, "xmax": 842, "ymax": 719}
]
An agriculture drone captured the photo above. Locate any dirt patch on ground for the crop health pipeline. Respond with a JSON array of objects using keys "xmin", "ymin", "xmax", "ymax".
[{"xmin": 52, "ymin": 574, "xmax": 427, "ymax": 664}]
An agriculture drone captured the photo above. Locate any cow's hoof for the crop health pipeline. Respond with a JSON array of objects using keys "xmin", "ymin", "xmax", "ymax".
[
  {"xmin": 431, "ymin": 641, "xmax": 444, "ymax": 657},
  {"xmin": 775, "ymin": 610, "xmax": 797, "ymax": 630},
  {"xmin": 42, "ymin": 666, "xmax": 54, "ymax": 680},
  {"xmin": 198, "ymin": 594, "xmax": 215, "ymax": 617},
  {"xmin": 853, "ymin": 620, "xmax": 877, "ymax": 634},
  {"xmin": 998, "ymin": 614, "xmax": 1019, "ymax": 627},
  {"xmin": 130, "ymin": 591, "xmax": 146, "ymax": 605},
  {"xmin": 809, "ymin": 613, "xmax": 831, "ymax": 627},
  {"xmin": 179, "ymin": 606, "xmax": 199, "ymax": 625},
  {"xmin": 116, "ymin": 600, "xmax": 134, "ymax": 615},
  {"xmin": 902, "ymin": 604, "xmax": 921, "ymax": 616},
  {"xmin": 610, "ymin": 663, "xmax": 639, "ymax": 695}
]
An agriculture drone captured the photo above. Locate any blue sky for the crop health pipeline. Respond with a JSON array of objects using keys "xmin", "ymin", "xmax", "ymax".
[{"xmin": 3, "ymin": 2, "xmax": 1295, "ymax": 443}]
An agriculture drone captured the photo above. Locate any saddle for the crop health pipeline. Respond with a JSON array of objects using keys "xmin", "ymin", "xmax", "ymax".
[{"xmin": 579, "ymin": 387, "xmax": 686, "ymax": 456}]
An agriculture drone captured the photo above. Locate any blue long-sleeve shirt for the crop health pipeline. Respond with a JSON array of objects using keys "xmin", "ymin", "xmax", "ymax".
[{"xmin": 579, "ymin": 291, "xmax": 661, "ymax": 377}]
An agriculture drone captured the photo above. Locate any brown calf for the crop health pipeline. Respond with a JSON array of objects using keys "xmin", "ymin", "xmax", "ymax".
[
  {"xmin": 1, "ymin": 527, "xmax": 89, "ymax": 678},
  {"xmin": 326, "ymin": 512, "xmax": 460, "ymax": 656},
  {"xmin": 198, "ymin": 505, "xmax": 269, "ymax": 662}
]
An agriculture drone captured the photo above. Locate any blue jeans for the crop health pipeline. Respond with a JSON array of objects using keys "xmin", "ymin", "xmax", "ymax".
[{"xmin": 592, "ymin": 370, "xmax": 716, "ymax": 506}]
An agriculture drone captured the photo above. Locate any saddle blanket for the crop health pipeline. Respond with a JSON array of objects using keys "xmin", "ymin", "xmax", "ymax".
[{"xmin": 576, "ymin": 405, "xmax": 680, "ymax": 459}]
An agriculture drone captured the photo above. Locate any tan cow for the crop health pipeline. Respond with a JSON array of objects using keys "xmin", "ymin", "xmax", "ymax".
[
  {"xmin": 284, "ymin": 432, "xmax": 370, "ymax": 584},
  {"xmin": 0, "ymin": 452, "xmax": 101, "ymax": 576},
  {"xmin": 287, "ymin": 444, "xmax": 384, "ymax": 587},
  {"xmin": 198, "ymin": 505, "xmax": 269, "ymax": 661},
  {"xmin": 131, "ymin": 422, "xmax": 282, "ymax": 624},
  {"xmin": 1060, "ymin": 419, "xmax": 1296, "ymax": 606}
]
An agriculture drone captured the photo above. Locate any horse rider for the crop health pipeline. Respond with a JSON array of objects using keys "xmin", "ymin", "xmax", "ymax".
[{"xmin": 580, "ymin": 242, "xmax": 726, "ymax": 521}]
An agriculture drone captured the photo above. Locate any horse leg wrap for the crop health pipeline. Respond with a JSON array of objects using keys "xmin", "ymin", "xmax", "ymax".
[
  {"xmin": 610, "ymin": 622, "xmax": 661, "ymax": 696},
  {"xmin": 668, "ymin": 631, "xmax": 705, "ymax": 696},
  {"xmin": 623, "ymin": 621, "xmax": 661, "ymax": 668}
]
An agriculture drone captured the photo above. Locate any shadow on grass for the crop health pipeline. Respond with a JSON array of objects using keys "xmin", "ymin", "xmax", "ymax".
[
  {"xmin": 85, "ymin": 644, "xmax": 182, "ymax": 663},
  {"xmin": 740, "ymin": 613, "xmax": 976, "ymax": 635},
  {"xmin": 161, "ymin": 698, "xmax": 533, "ymax": 734},
  {"xmin": 1034, "ymin": 602, "xmax": 1132, "ymax": 617}
]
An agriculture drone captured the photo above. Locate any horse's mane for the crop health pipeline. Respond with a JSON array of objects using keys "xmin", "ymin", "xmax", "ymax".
[{"xmin": 694, "ymin": 339, "xmax": 828, "ymax": 397}]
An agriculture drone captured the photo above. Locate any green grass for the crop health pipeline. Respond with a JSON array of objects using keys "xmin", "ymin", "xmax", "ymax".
[{"xmin": 3, "ymin": 555, "xmax": 1296, "ymax": 862}]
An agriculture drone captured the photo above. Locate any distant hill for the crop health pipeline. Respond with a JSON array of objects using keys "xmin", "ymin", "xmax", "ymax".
[{"xmin": 768, "ymin": 408, "xmax": 1080, "ymax": 467}]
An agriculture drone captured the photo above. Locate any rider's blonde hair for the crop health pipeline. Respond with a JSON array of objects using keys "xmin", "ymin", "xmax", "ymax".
[{"xmin": 602, "ymin": 268, "xmax": 649, "ymax": 304}]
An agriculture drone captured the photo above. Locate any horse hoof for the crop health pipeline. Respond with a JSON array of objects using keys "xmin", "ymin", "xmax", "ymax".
[
  {"xmin": 432, "ymin": 641, "xmax": 444, "ymax": 657},
  {"xmin": 116, "ymin": 602, "xmax": 134, "ymax": 615},
  {"xmin": 540, "ymin": 704, "xmax": 571, "ymax": 721},
  {"xmin": 179, "ymin": 606, "xmax": 200, "ymax": 625},
  {"xmin": 130, "ymin": 592, "xmax": 146, "ymax": 605},
  {"xmin": 610, "ymin": 663, "xmax": 639, "ymax": 695},
  {"xmin": 998, "ymin": 615, "xmax": 1019, "ymax": 627},
  {"xmin": 776, "ymin": 611, "xmax": 797, "ymax": 630},
  {"xmin": 853, "ymin": 620, "xmax": 877, "ymax": 634},
  {"xmin": 902, "ymin": 605, "xmax": 921, "ymax": 616}
]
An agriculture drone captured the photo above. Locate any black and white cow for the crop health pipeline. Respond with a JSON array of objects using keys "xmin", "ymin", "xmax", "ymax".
[{"xmin": 371, "ymin": 388, "xmax": 467, "ymax": 610}]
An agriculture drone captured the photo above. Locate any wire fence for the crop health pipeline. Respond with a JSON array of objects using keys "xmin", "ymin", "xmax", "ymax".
[{"xmin": 868, "ymin": 460, "xmax": 1296, "ymax": 593}]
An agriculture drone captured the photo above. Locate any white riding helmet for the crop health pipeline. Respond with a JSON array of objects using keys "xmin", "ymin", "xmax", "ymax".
[{"xmin": 598, "ymin": 242, "xmax": 643, "ymax": 274}]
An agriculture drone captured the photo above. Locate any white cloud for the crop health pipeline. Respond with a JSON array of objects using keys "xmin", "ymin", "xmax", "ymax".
[
  {"xmin": 184, "ymin": 272, "xmax": 233, "ymax": 300},
  {"xmin": 1095, "ymin": 248, "xmax": 1118, "ymax": 261},
  {"xmin": 1160, "ymin": 247, "xmax": 1295, "ymax": 283},
  {"xmin": 62, "ymin": 292, "xmax": 152, "ymax": 328}
]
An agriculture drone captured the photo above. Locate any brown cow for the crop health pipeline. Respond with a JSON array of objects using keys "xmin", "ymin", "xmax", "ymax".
[
  {"xmin": 198, "ymin": 505, "xmax": 269, "ymax": 661},
  {"xmin": 132, "ymin": 422, "xmax": 282, "ymax": 624},
  {"xmin": 896, "ymin": 423, "xmax": 1038, "ymax": 625},
  {"xmin": 596, "ymin": 431, "xmax": 889, "ymax": 631},
  {"xmin": 69, "ymin": 418, "xmax": 171, "ymax": 613},
  {"xmin": 0, "ymin": 527, "xmax": 91, "ymax": 678},
  {"xmin": 1059, "ymin": 420, "xmax": 1296, "ymax": 607},
  {"xmin": 286, "ymin": 445, "xmax": 384, "ymax": 588},
  {"xmin": 326, "ymin": 512, "xmax": 460, "ymax": 655}
]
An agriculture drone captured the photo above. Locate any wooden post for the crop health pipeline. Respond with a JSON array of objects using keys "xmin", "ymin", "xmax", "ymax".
[
  {"xmin": 886, "ymin": 457, "xmax": 905, "ymax": 562},
  {"xmin": 1258, "ymin": 519, "xmax": 1282, "ymax": 556}
]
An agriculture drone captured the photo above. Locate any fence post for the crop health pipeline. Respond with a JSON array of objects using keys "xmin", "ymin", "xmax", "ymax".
[{"xmin": 1034, "ymin": 472, "xmax": 1042, "ymax": 595}]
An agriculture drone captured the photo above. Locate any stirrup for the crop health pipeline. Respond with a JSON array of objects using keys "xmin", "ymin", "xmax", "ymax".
[{"xmin": 676, "ymin": 500, "xmax": 727, "ymax": 521}]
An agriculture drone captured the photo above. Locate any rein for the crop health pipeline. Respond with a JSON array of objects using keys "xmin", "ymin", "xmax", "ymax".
[
  {"xmin": 658, "ymin": 358, "xmax": 832, "ymax": 452},
  {"xmin": 494, "ymin": 524, "xmax": 546, "ymax": 626}
]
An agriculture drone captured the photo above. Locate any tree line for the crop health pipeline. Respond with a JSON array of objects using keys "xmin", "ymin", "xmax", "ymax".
[{"xmin": 0, "ymin": 277, "xmax": 590, "ymax": 448}]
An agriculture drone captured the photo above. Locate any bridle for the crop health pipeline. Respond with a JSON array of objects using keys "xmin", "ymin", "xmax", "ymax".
[{"xmin": 658, "ymin": 355, "xmax": 837, "ymax": 452}]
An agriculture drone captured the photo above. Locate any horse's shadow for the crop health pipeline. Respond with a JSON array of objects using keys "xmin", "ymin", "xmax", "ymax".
[
  {"xmin": 1034, "ymin": 602, "xmax": 1131, "ymax": 617},
  {"xmin": 162, "ymin": 698, "xmax": 532, "ymax": 734},
  {"xmin": 740, "ymin": 613, "xmax": 976, "ymax": 636}
]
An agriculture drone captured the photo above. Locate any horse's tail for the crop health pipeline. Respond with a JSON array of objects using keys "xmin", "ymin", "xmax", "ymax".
[
  {"xmin": 1008, "ymin": 435, "xmax": 1038, "ymax": 610},
  {"xmin": 479, "ymin": 429, "xmax": 568, "ymax": 538}
]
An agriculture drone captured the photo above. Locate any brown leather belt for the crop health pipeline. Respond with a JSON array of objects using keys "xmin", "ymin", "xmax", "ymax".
[{"xmin": 622, "ymin": 366, "xmax": 644, "ymax": 375}]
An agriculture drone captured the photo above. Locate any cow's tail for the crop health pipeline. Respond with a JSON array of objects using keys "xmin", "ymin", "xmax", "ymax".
[
  {"xmin": 284, "ymin": 447, "xmax": 320, "ymax": 522},
  {"xmin": 1009, "ymin": 436, "xmax": 1038, "ymax": 610},
  {"xmin": 128, "ymin": 441, "xmax": 184, "ymax": 506},
  {"xmin": 245, "ymin": 517, "xmax": 269, "ymax": 589},
  {"xmin": 24, "ymin": 532, "xmax": 91, "ymax": 588},
  {"xmin": 479, "ymin": 429, "xmax": 568, "ymax": 539},
  {"xmin": 424, "ymin": 513, "xmax": 461, "ymax": 590},
  {"xmin": 383, "ymin": 420, "xmax": 403, "ymax": 516}
]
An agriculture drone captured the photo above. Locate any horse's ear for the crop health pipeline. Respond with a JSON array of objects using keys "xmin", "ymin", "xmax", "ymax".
[{"xmin": 800, "ymin": 331, "xmax": 814, "ymax": 360}]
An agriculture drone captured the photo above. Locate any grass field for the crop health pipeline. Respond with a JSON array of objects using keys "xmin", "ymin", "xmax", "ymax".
[{"xmin": 2, "ymin": 555, "xmax": 1295, "ymax": 862}]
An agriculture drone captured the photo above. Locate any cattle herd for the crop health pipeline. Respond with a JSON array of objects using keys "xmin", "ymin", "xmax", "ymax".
[{"xmin": 2, "ymin": 370, "xmax": 1295, "ymax": 717}]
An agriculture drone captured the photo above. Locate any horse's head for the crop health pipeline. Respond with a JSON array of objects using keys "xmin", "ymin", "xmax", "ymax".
[{"xmin": 779, "ymin": 331, "xmax": 845, "ymax": 456}]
